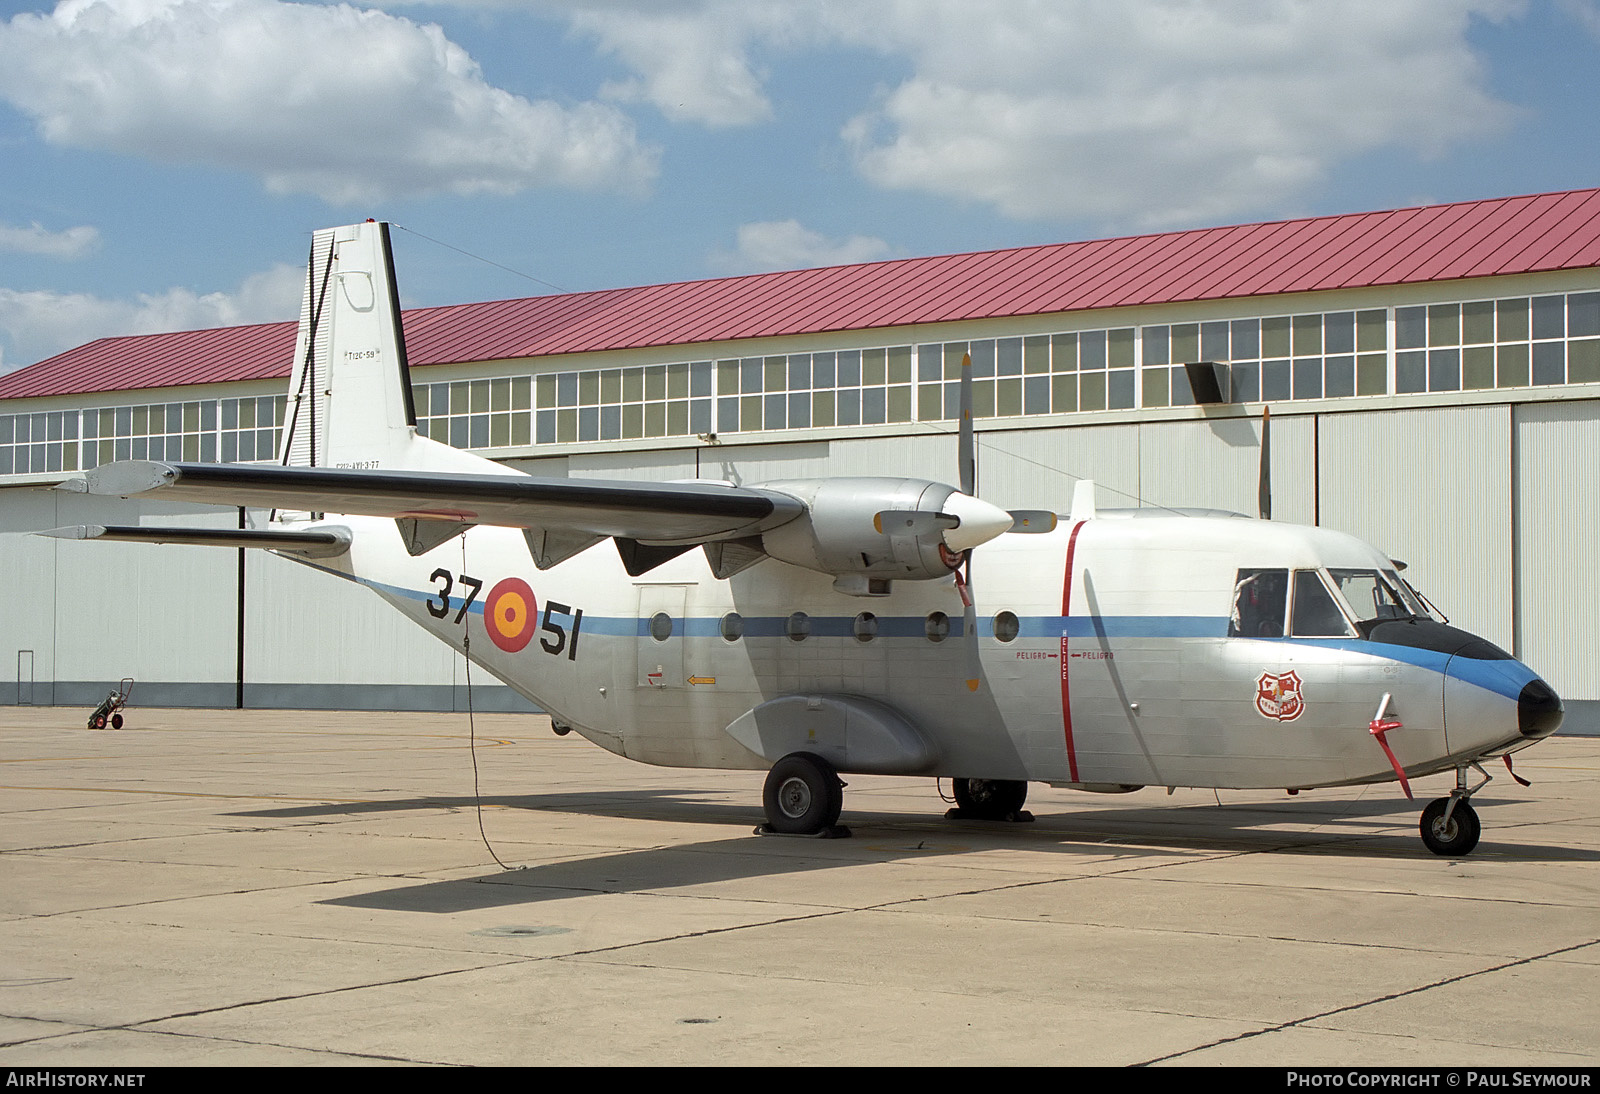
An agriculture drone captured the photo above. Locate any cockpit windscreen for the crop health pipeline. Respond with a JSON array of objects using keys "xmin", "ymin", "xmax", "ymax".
[{"xmin": 1328, "ymin": 568, "xmax": 1425, "ymax": 624}]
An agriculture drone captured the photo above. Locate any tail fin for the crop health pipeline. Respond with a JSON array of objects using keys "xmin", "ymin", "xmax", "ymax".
[{"xmin": 277, "ymin": 221, "xmax": 501, "ymax": 476}]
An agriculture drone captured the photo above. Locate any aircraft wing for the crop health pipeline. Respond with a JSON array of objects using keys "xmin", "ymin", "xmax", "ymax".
[{"xmin": 64, "ymin": 460, "xmax": 804, "ymax": 548}]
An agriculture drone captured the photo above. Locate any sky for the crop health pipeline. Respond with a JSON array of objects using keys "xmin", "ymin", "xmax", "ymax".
[{"xmin": 0, "ymin": 0, "xmax": 1597, "ymax": 372}]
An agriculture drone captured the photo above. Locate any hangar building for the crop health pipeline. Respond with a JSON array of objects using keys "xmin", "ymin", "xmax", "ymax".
[{"xmin": 2, "ymin": 188, "xmax": 1597, "ymax": 730}]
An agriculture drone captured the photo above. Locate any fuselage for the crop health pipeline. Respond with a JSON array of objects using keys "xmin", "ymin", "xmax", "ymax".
[{"xmin": 287, "ymin": 504, "xmax": 1561, "ymax": 795}]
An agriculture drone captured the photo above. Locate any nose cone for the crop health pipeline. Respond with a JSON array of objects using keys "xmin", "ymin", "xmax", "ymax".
[
  {"xmin": 1518, "ymin": 678, "xmax": 1563, "ymax": 739},
  {"xmin": 941, "ymin": 492, "xmax": 1015, "ymax": 553}
]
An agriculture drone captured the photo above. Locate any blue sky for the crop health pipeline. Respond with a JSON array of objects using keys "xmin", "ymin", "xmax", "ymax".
[{"xmin": 1, "ymin": 0, "xmax": 1597, "ymax": 371}]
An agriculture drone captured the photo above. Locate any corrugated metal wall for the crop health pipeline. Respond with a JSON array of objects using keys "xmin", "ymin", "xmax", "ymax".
[{"xmin": 1514, "ymin": 400, "xmax": 1600, "ymax": 700}]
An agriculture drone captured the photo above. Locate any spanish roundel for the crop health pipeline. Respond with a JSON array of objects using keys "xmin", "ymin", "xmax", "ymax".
[{"xmin": 485, "ymin": 577, "xmax": 537, "ymax": 653}]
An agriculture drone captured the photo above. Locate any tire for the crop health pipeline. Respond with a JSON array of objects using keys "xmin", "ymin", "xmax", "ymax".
[
  {"xmin": 953, "ymin": 777, "xmax": 1028, "ymax": 819},
  {"xmin": 1420, "ymin": 797, "xmax": 1480, "ymax": 856},
  {"xmin": 110, "ymin": 713, "xmax": 123, "ymax": 729},
  {"xmin": 763, "ymin": 753, "xmax": 843, "ymax": 834},
  {"xmin": 91, "ymin": 714, "xmax": 107, "ymax": 730}
]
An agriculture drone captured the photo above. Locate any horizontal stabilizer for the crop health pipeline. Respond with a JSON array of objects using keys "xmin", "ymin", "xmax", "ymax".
[
  {"xmin": 36, "ymin": 524, "xmax": 351, "ymax": 558},
  {"xmin": 65, "ymin": 460, "xmax": 806, "ymax": 547}
]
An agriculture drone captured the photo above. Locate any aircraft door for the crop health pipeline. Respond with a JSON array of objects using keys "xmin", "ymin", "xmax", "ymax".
[{"xmin": 636, "ymin": 584, "xmax": 688, "ymax": 688}]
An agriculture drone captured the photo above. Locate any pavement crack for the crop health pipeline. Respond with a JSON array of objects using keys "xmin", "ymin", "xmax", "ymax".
[{"xmin": 1134, "ymin": 937, "xmax": 1600, "ymax": 1065}]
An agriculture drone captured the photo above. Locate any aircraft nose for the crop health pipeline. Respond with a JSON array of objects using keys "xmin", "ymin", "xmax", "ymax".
[{"xmin": 1518, "ymin": 678, "xmax": 1563, "ymax": 739}]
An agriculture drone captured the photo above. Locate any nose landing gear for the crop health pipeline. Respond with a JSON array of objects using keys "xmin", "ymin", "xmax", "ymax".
[{"xmin": 1420, "ymin": 762, "xmax": 1493, "ymax": 856}]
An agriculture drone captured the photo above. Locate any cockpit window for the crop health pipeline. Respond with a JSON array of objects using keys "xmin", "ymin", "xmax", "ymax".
[
  {"xmin": 1291, "ymin": 570, "xmax": 1353, "ymax": 637},
  {"xmin": 1230, "ymin": 568, "xmax": 1287, "ymax": 638},
  {"xmin": 1328, "ymin": 568, "xmax": 1420, "ymax": 624}
]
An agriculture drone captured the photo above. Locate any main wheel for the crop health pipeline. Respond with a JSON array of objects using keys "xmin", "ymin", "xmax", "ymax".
[
  {"xmin": 953, "ymin": 777, "xmax": 1028, "ymax": 819},
  {"xmin": 763, "ymin": 753, "xmax": 843, "ymax": 834},
  {"xmin": 1420, "ymin": 797, "xmax": 1480, "ymax": 856}
]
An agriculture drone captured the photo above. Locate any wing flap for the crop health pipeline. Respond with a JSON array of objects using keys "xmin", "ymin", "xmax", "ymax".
[{"xmin": 37, "ymin": 524, "xmax": 351, "ymax": 558}]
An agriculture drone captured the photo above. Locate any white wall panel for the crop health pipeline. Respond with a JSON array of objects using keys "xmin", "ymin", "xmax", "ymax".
[
  {"xmin": 244, "ymin": 545, "xmax": 455, "ymax": 688},
  {"xmin": 569, "ymin": 448, "xmax": 697, "ymax": 481},
  {"xmin": 1317, "ymin": 406, "xmax": 1513, "ymax": 650},
  {"xmin": 52, "ymin": 502, "xmax": 238, "ymax": 686},
  {"xmin": 1514, "ymin": 400, "xmax": 1600, "ymax": 697},
  {"xmin": 975, "ymin": 422, "xmax": 1140, "ymax": 513},
  {"xmin": 0, "ymin": 486, "xmax": 65, "ymax": 698},
  {"xmin": 1135, "ymin": 412, "xmax": 1315, "ymax": 520},
  {"xmin": 696, "ymin": 439, "xmax": 835, "ymax": 485}
]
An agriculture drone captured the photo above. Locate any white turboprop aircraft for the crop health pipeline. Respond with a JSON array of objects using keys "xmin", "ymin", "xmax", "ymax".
[{"xmin": 44, "ymin": 221, "xmax": 1564, "ymax": 855}]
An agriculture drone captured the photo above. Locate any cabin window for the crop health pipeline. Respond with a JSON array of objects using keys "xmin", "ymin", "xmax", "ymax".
[
  {"xmin": 1290, "ymin": 570, "xmax": 1352, "ymax": 637},
  {"xmin": 992, "ymin": 611, "xmax": 1020, "ymax": 642},
  {"xmin": 649, "ymin": 612, "xmax": 673, "ymax": 641},
  {"xmin": 853, "ymin": 612, "xmax": 878, "ymax": 642},
  {"xmin": 786, "ymin": 612, "xmax": 810, "ymax": 642},
  {"xmin": 1230, "ymin": 569, "xmax": 1287, "ymax": 637},
  {"xmin": 925, "ymin": 611, "xmax": 950, "ymax": 643},
  {"xmin": 720, "ymin": 612, "xmax": 743, "ymax": 641}
]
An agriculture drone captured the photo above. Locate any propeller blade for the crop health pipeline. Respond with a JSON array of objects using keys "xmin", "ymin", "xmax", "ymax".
[
  {"xmin": 1258, "ymin": 405, "xmax": 1272, "ymax": 521},
  {"xmin": 1007, "ymin": 509, "xmax": 1057, "ymax": 533},
  {"xmin": 958, "ymin": 352, "xmax": 975, "ymax": 497},
  {"xmin": 874, "ymin": 510, "xmax": 958, "ymax": 536}
]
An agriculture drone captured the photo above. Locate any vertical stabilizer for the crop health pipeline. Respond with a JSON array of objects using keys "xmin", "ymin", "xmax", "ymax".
[
  {"xmin": 276, "ymin": 221, "xmax": 502, "ymax": 476},
  {"xmin": 279, "ymin": 221, "xmax": 414, "ymax": 469}
]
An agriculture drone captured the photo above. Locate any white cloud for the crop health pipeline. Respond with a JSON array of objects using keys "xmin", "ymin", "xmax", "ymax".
[
  {"xmin": 566, "ymin": 1, "xmax": 785, "ymax": 127},
  {"xmin": 0, "ymin": 0, "xmax": 658, "ymax": 203},
  {"xmin": 0, "ymin": 221, "xmax": 101, "ymax": 259},
  {"xmin": 834, "ymin": 1, "xmax": 1522, "ymax": 227},
  {"xmin": 711, "ymin": 219, "xmax": 892, "ymax": 273},
  {"xmin": 535, "ymin": 0, "xmax": 1523, "ymax": 227},
  {"xmin": 0, "ymin": 262, "xmax": 302, "ymax": 371},
  {"xmin": 1559, "ymin": 0, "xmax": 1600, "ymax": 38}
]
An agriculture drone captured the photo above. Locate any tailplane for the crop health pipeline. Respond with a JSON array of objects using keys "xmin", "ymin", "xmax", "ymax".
[{"xmin": 277, "ymin": 221, "xmax": 505, "ymax": 477}]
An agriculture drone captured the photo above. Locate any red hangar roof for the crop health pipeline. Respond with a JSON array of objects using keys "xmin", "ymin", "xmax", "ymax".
[{"xmin": 5, "ymin": 187, "xmax": 1600, "ymax": 402}]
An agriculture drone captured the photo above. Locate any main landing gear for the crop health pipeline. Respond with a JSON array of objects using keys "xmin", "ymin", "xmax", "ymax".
[
  {"xmin": 759, "ymin": 752, "xmax": 849, "ymax": 838},
  {"xmin": 947, "ymin": 777, "xmax": 1033, "ymax": 822},
  {"xmin": 1419, "ymin": 762, "xmax": 1493, "ymax": 857}
]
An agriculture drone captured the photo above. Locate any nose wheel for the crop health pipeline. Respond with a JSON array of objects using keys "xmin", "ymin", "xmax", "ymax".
[
  {"xmin": 1420, "ymin": 796, "xmax": 1480, "ymax": 856},
  {"xmin": 1419, "ymin": 763, "xmax": 1492, "ymax": 856}
]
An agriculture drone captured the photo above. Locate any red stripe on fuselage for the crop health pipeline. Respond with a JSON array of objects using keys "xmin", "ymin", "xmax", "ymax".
[{"xmin": 1060, "ymin": 520, "xmax": 1087, "ymax": 782}]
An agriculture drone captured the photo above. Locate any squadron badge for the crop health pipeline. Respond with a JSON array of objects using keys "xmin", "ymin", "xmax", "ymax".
[{"xmin": 1255, "ymin": 670, "xmax": 1305, "ymax": 721}]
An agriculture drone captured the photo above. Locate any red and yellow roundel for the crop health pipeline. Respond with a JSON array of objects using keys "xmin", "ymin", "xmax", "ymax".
[{"xmin": 485, "ymin": 577, "xmax": 537, "ymax": 653}]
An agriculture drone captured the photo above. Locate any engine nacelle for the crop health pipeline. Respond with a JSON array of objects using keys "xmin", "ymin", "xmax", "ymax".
[{"xmin": 756, "ymin": 477, "xmax": 967, "ymax": 585}]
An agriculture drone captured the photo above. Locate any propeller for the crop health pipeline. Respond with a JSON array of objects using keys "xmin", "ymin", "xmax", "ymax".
[
  {"xmin": 1258, "ymin": 405, "xmax": 1271, "ymax": 520},
  {"xmin": 957, "ymin": 353, "xmax": 981, "ymax": 692},
  {"xmin": 872, "ymin": 352, "xmax": 1058, "ymax": 692}
]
